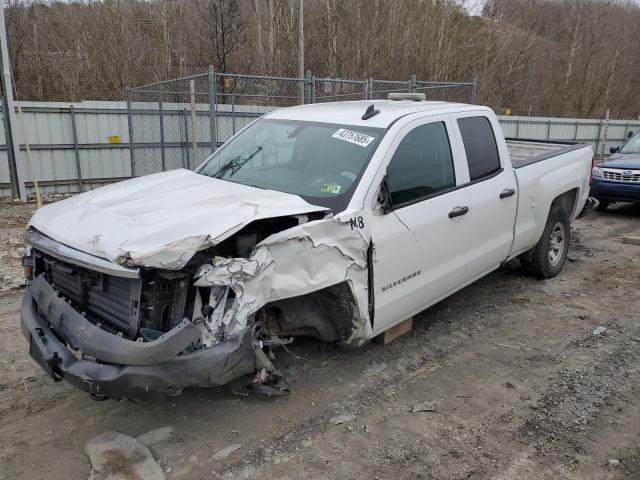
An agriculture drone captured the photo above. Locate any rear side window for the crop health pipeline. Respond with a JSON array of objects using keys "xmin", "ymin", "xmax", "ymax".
[
  {"xmin": 457, "ymin": 116, "xmax": 501, "ymax": 181},
  {"xmin": 387, "ymin": 121, "xmax": 456, "ymax": 206}
]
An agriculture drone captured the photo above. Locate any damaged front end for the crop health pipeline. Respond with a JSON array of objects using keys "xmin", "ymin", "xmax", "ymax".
[{"xmin": 21, "ymin": 209, "xmax": 372, "ymax": 398}]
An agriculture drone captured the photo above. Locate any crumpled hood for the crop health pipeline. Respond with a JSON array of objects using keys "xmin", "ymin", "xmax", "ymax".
[{"xmin": 28, "ymin": 169, "xmax": 328, "ymax": 269}]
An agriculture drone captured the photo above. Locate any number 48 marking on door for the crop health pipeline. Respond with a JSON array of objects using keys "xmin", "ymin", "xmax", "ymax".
[{"xmin": 349, "ymin": 216, "xmax": 365, "ymax": 230}]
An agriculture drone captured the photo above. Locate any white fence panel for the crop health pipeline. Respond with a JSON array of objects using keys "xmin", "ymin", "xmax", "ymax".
[{"xmin": 2, "ymin": 101, "xmax": 640, "ymax": 197}]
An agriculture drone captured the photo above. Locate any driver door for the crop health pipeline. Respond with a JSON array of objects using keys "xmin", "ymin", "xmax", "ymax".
[{"xmin": 368, "ymin": 115, "xmax": 473, "ymax": 333}]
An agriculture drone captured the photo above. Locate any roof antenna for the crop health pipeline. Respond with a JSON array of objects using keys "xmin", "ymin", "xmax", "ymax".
[{"xmin": 362, "ymin": 104, "xmax": 380, "ymax": 120}]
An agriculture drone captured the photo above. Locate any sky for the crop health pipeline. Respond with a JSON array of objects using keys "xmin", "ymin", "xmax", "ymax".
[
  {"xmin": 461, "ymin": 0, "xmax": 640, "ymax": 16},
  {"xmin": 462, "ymin": 0, "xmax": 488, "ymax": 16}
]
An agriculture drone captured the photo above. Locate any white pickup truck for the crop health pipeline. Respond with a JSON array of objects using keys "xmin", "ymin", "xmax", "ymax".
[{"xmin": 21, "ymin": 97, "xmax": 595, "ymax": 397}]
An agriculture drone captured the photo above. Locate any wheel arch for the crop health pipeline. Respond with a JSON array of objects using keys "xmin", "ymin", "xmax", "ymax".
[{"xmin": 551, "ymin": 188, "xmax": 579, "ymax": 218}]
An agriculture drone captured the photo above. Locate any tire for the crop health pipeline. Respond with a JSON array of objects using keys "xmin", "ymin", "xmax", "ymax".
[
  {"xmin": 595, "ymin": 200, "xmax": 610, "ymax": 211},
  {"xmin": 521, "ymin": 204, "xmax": 570, "ymax": 279}
]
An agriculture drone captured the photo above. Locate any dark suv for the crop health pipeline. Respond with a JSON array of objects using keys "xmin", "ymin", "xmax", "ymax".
[{"xmin": 591, "ymin": 131, "xmax": 640, "ymax": 209}]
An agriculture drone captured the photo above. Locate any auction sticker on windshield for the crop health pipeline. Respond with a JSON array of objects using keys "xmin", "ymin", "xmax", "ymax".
[
  {"xmin": 320, "ymin": 183, "xmax": 342, "ymax": 194},
  {"xmin": 332, "ymin": 128, "xmax": 375, "ymax": 147}
]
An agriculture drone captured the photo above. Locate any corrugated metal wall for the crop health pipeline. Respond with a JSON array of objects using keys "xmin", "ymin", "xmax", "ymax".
[
  {"xmin": 499, "ymin": 115, "xmax": 640, "ymax": 156},
  {"xmin": 0, "ymin": 100, "xmax": 131, "ymax": 196},
  {"xmin": 2, "ymin": 102, "xmax": 639, "ymax": 197}
]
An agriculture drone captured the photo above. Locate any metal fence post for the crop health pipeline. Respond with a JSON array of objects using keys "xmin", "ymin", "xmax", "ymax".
[
  {"xmin": 470, "ymin": 78, "xmax": 478, "ymax": 104},
  {"xmin": 410, "ymin": 75, "xmax": 417, "ymax": 93},
  {"xmin": 1, "ymin": 92, "xmax": 22, "ymax": 198},
  {"xmin": 599, "ymin": 108, "xmax": 611, "ymax": 156},
  {"xmin": 126, "ymin": 89, "xmax": 136, "ymax": 177},
  {"xmin": 305, "ymin": 70, "xmax": 313, "ymax": 104},
  {"xmin": 231, "ymin": 94, "xmax": 236, "ymax": 135},
  {"xmin": 182, "ymin": 107, "xmax": 190, "ymax": 169},
  {"xmin": 596, "ymin": 116, "xmax": 604, "ymax": 155},
  {"xmin": 208, "ymin": 65, "xmax": 217, "ymax": 151},
  {"xmin": 368, "ymin": 77, "xmax": 374, "ymax": 100},
  {"xmin": 158, "ymin": 88, "xmax": 166, "ymax": 171},
  {"xmin": 69, "ymin": 104, "xmax": 83, "ymax": 191}
]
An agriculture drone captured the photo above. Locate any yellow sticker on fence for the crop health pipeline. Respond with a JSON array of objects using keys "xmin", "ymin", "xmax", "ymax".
[{"xmin": 108, "ymin": 135, "xmax": 121, "ymax": 144}]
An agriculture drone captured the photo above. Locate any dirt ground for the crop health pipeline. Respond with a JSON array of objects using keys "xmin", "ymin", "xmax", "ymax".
[{"xmin": 0, "ymin": 200, "xmax": 639, "ymax": 480}]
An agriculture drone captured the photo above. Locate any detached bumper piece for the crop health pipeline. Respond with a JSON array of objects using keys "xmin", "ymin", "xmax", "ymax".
[
  {"xmin": 576, "ymin": 197, "xmax": 598, "ymax": 219},
  {"xmin": 21, "ymin": 275, "xmax": 255, "ymax": 397}
]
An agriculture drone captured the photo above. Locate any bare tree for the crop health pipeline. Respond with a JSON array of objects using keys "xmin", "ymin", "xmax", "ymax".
[{"xmin": 3, "ymin": 0, "xmax": 640, "ymax": 119}]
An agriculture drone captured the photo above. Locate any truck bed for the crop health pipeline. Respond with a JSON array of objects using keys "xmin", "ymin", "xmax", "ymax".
[{"xmin": 506, "ymin": 139, "xmax": 589, "ymax": 169}]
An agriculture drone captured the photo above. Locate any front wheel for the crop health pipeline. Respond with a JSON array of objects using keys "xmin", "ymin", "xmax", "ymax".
[{"xmin": 521, "ymin": 205, "xmax": 570, "ymax": 279}]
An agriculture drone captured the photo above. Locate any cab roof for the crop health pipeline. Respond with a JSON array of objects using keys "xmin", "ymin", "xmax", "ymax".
[{"xmin": 265, "ymin": 100, "xmax": 486, "ymax": 129}]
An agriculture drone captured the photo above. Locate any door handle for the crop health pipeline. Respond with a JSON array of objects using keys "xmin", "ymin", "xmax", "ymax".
[
  {"xmin": 500, "ymin": 188, "xmax": 516, "ymax": 199},
  {"xmin": 448, "ymin": 206, "xmax": 469, "ymax": 218}
]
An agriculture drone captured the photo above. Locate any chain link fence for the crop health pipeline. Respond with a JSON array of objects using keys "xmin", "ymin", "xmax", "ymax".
[
  {"xmin": 127, "ymin": 69, "xmax": 476, "ymax": 176},
  {"xmin": 127, "ymin": 73, "xmax": 213, "ymax": 176},
  {"xmin": 368, "ymin": 79, "xmax": 413, "ymax": 100},
  {"xmin": 313, "ymin": 78, "xmax": 368, "ymax": 103}
]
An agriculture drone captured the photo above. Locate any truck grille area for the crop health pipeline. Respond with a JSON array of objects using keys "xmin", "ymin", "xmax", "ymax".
[
  {"xmin": 34, "ymin": 249, "xmax": 192, "ymax": 340},
  {"xmin": 40, "ymin": 251, "xmax": 141, "ymax": 337},
  {"xmin": 49, "ymin": 262, "xmax": 135, "ymax": 334}
]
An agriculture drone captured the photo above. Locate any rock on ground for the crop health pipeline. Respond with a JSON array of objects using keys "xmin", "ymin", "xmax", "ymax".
[
  {"xmin": 85, "ymin": 431, "xmax": 165, "ymax": 480},
  {"xmin": 622, "ymin": 235, "xmax": 640, "ymax": 246},
  {"xmin": 212, "ymin": 444, "xmax": 242, "ymax": 461},
  {"xmin": 136, "ymin": 426, "xmax": 175, "ymax": 447}
]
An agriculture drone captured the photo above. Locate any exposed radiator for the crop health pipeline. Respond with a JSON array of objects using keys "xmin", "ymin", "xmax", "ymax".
[{"xmin": 43, "ymin": 253, "xmax": 141, "ymax": 337}]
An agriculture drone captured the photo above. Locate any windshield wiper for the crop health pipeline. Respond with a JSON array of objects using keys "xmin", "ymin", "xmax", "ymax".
[{"xmin": 213, "ymin": 146, "xmax": 263, "ymax": 178}]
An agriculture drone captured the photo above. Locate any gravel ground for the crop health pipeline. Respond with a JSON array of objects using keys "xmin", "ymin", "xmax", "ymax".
[{"xmin": 0, "ymin": 200, "xmax": 639, "ymax": 480}]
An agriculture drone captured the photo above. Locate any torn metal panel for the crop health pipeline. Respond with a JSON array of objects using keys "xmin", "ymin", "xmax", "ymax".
[
  {"xmin": 194, "ymin": 211, "xmax": 373, "ymax": 346},
  {"xmin": 28, "ymin": 169, "xmax": 328, "ymax": 269}
]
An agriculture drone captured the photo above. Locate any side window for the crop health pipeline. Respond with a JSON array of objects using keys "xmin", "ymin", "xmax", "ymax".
[
  {"xmin": 387, "ymin": 122, "xmax": 456, "ymax": 206},
  {"xmin": 457, "ymin": 116, "xmax": 501, "ymax": 181}
]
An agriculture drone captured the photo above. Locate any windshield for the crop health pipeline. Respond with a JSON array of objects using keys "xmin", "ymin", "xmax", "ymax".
[
  {"xmin": 197, "ymin": 119, "xmax": 385, "ymax": 211},
  {"xmin": 620, "ymin": 133, "xmax": 640, "ymax": 154}
]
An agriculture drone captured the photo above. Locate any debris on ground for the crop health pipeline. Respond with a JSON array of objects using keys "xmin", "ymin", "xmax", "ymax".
[
  {"xmin": 211, "ymin": 443, "xmax": 242, "ymax": 461},
  {"xmin": 411, "ymin": 402, "xmax": 437, "ymax": 413},
  {"xmin": 608, "ymin": 458, "xmax": 622, "ymax": 469},
  {"xmin": 593, "ymin": 326, "xmax": 607, "ymax": 336},
  {"xmin": 85, "ymin": 431, "xmax": 165, "ymax": 480},
  {"xmin": 329, "ymin": 413, "xmax": 355, "ymax": 426}
]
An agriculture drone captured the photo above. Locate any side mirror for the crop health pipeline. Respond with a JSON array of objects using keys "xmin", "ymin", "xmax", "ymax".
[
  {"xmin": 610, "ymin": 146, "xmax": 620, "ymax": 154},
  {"xmin": 377, "ymin": 174, "xmax": 394, "ymax": 214},
  {"xmin": 628, "ymin": 131, "xmax": 635, "ymax": 139}
]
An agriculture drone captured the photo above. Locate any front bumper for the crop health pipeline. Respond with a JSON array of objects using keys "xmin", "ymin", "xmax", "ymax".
[
  {"xmin": 590, "ymin": 178, "xmax": 640, "ymax": 203},
  {"xmin": 21, "ymin": 276, "xmax": 255, "ymax": 397}
]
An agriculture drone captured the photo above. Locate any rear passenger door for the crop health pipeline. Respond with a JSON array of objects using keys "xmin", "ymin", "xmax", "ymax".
[
  {"xmin": 369, "ymin": 116, "xmax": 472, "ymax": 332},
  {"xmin": 452, "ymin": 114, "xmax": 517, "ymax": 278}
]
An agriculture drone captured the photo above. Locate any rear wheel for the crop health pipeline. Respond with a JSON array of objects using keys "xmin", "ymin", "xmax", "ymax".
[
  {"xmin": 521, "ymin": 205, "xmax": 570, "ymax": 279},
  {"xmin": 596, "ymin": 200, "xmax": 610, "ymax": 211}
]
